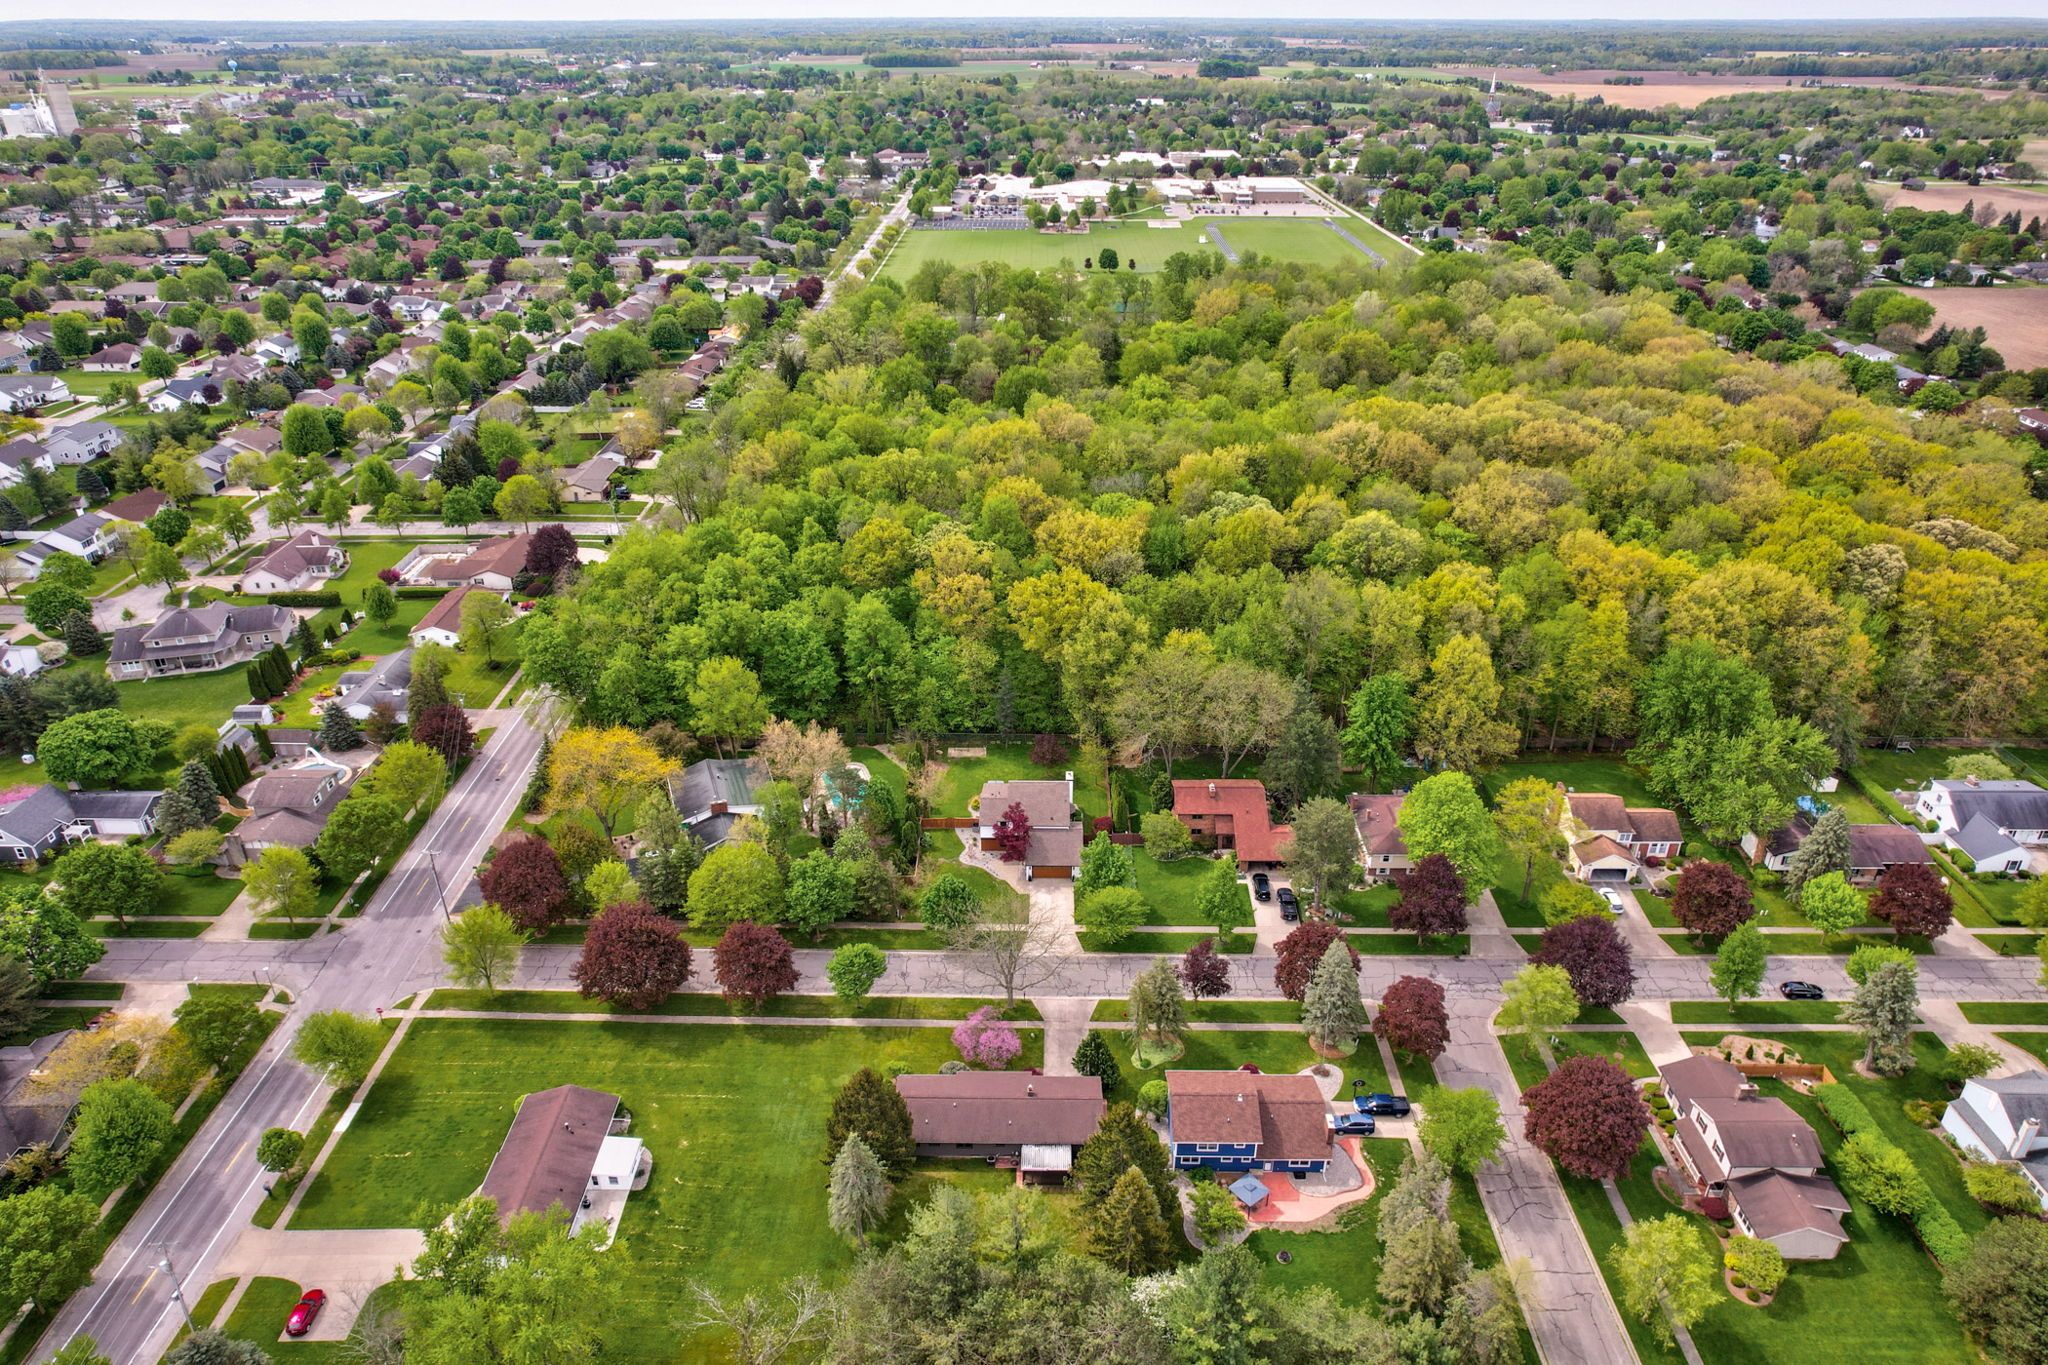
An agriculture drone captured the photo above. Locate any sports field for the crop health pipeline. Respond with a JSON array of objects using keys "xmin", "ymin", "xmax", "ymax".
[{"xmin": 879, "ymin": 217, "xmax": 1386, "ymax": 277}]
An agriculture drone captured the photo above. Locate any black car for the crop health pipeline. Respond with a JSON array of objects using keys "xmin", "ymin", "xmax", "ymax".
[
  {"xmin": 1779, "ymin": 981, "xmax": 1826, "ymax": 1001},
  {"xmin": 1352, "ymin": 1091, "xmax": 1411, "ymax": 1117},
  {"xmin": 1276, "ymin": 887, "xmax": 1300, "ymax": 921},
  {"xmin": 1327, "ymin": 1112, "xmax": 1377, "ymax": 1136},
  {"xmin": 1251, "ymin": 872, "xmax": 1272, "ymax": 903}
]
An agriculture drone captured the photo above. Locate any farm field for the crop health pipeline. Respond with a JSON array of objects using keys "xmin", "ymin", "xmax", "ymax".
[
  {"xmin": 1429, "ymin": 65, "xmax": 2009, "ymax": 108},
  {"xmin": 1886, "ymin": 284, "xmax": 2048, "ymax": 369}
]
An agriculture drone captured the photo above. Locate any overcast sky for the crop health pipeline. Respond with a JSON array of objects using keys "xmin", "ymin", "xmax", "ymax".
[{"xmin": 10, "ymin": 1, "xmax": 2048, "ymax": 21}]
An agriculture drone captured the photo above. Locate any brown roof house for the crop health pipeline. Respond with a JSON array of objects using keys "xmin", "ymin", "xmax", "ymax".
[
  {"xmin": 1171, "ymin": 779, "xmax": 1292, "ymax": 869},
  {"xmin": 242, "ymin": 530, "xmax": 348, "ymax": 594},
  {"xmin": 409, "ymin": 585, "xmax": 487, "ymax": 650},
  {"xmin": 1561, "ymin": 790, "xmax": 1682, "ymax": 883},
  {"xmin": 223, "ymin": 758, "xmax": 350, "ymax": 865},
  {"xmin": 894, "ymin": 1072, "xmax": 1104, "ymax": 1181},
  {"xmin": 397, "ymin": 532, "xmax": 534, "ymax": 593},
  {"xmin": 1165, "ymin": 1071, "xmax": 1333, "ymax": 1174},
  {"xmin": 1660, "ymin": 1053, "xmax": 1849, "ymax": 1260},
  {"xmin": 975, "ymin": 774, "xmax": 1083, "ymax": 880},
  {"xmin": 1741, "ymin": 813, "xmax": 1933, "ymax": 887},
  {"xmin": 1348, "ymin": 792, "xmax": 1411, "ymax": 880},
  {"xmin": 477, "ymin": 1084, "xmax": 646, "ymax": 1243}
]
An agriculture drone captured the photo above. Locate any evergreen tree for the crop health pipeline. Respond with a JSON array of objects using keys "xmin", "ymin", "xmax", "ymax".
[
  {"xmin": 1071, "ymin": 1030, "xmax": 1123, "ymax": 1094},
  {"xmin": 824, "ymin": 1067, "xmax": 915, "ymax": 1177},
  {"xmin": 178, "ymin": 758, "xmax": 220, "ymax": 813},
  {"xmin": 1086, "ymin": 1165, "xmax": 1173, "ymax": 1275},
  {"xmin": 826, "ymin": 1133, "xmax": 892, "ymax": 1249},
  {"xmin": 246, "ymin": 662, "xmax": 269, "ymax": 702},
  {"xmin": 153, "ymin": 788, "xmax": 206, "ymax": 842},
  {"xmin": 1302, "ymin": 938, "xmax": 1368, "ymax": 1054},
  {"xmin": 1073, "ymin": 1103, "xmax": 1172, "ymax": 1211},
  {"xmin": 291, "ymin": 617, "xmax": 319, "ymax": 661},
  {"xmin": 1379, "ymin": 1210, "xmax": 1470, "ymax": 1318},
  {"xmin": 318, "ymin": 702, "xmax": 363, "ymax": 752},
  {"xmin": 60, "ymin": 612, "xmax": 102, "ymax": 657},
  {"xmin": 1784, "ymin": 808, "xmax": 1850, "ymax": 902},
  {"xmin": 1127, "ymin": 958, "xmax": 1187, "ymax": 1054},
  {"xmin": 75, "ymin": 467, "xmax": 108, "ymax": 503},
  {"xmin": 0, "ymin": 675, "xmax": 46, "ymax": 754},
  {"xmin": 1843, "ymin": 958, "xmax": 1919, "ymax": 1076},
  {"xmin": 264, "ymin": 643, "xmax": 293, "ymax": 692}
]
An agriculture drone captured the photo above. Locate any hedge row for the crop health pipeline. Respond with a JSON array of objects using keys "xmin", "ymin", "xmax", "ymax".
[
  {"xmin": 1816, "ymin": 1082, "xmax": 1968, "ymax": 1264},
  {"xmin": 1815, "ymin": 1083, "xmax": 1877, "ymax": 1135},
  {"xmin": 1846, "ymin": 768, "xmax": 1923, "ymax": 828},
  {"xmin": 265, "ymin": 590, "xmax": 343, "ymax": 608},
  {"xmin": 395, "ymin": 586, "xmax": 450, "ymax": 599}
]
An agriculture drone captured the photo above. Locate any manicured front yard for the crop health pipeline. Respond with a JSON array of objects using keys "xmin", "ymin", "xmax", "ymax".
[
  {"xmin": 423, "ymin": 989, "xmax": 1042, "ymax": 1021},
  {"xmin": 1130, "ymin": 849, "xmax": 1248, "ymax": 925},
  {"xmin": 1103, "ymin": 1024, "xmax": 1386, "ymax": 1106},
  {"xmin": 290, "ymin": 1018, "xmax": 1029, "ymax": 1358},
  {"xmin": 1669, "ymin": 1001, "xmax": 1845, "ymax": 1025},
  {"xmin": 1958, "ymin": 1001, "xmax": 2048, "ymax": 1024}
]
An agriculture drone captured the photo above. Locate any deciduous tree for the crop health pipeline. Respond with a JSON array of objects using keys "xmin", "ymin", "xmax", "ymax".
[
  {"xmin": 1670, "ymin": 859, "xmax": 1755, "ymax": 940},
  {"xmin": 1285, "ymin": 796, "xmax": 1356, "ymax": 910},
  {"xmin": 685, "ymin": 840, "xmax": 785, "ymax": 931},
  {"xmin": 1374, "ymin": 974, "xmax": 1449, "ymax": 1059},
  {"xmin": 244, "ymin": 844, "xmax": 317, "ymax": 925},
  {"xmin": 573, "ymin": 901, "xmax": 691, "ymax": 1010},
  {"xmin": 67, "ymin": 1077, "xmax": 175, "ymax": 1197},
  {"xmin": 1390, "ymin": 852, "xmax": 1468, "ymax": 941},
  {"xmin": 1612, "ymin": 1214, "xmax": 1720, "ymax": 1345},
  {"xmin": 1709, "ymin": 921, "xmax": 1767, "ymax": 1011},
  {"xmin": 0, "ymin": 1184, "xmax": 101, "ymax": 1312},
  {"xmin": 1418, "ymin": 1086, "xmax": 1505, "ymax": 1175},
  {"xmin": 1799, "ymin": 871, "xmax": 1867, "ymax": 943},
  {"xmin": 442, "ymin": 903, "xmax": 527, "ymax": 991},
  {"xmin": 712, "ymin": 920, "xmax": 797, "ymax": 1006},
  {"xmin": 1396, "ymin": 771, "xmax": 1499, "ymax": 883},
  {"xmin": 292, "ymin": 1010, "xmax": 385, "ymax": 1089},
  {"xmin": 1178, "ymin": 937, "xmax": 1232, "ymax": 998},
  {"xmin": 1532, "ymin": 914, "xmax": 1635, "ymax": 1009},
  {"xmin": 1869, "ymin": 861, "xmax": 1953, "ymax": 940},
  {"xmin": 547, "ymin": 726, "xmax": 675, "ymax": 839},
  {"xmin": 51, "ymin": 841, "xmax": 161, "ymax": 929},
  {"xmin": 826, "ymin": 942, "xmax": 887, "ymax": 1004},
  {"xmin": 1492, "ymin": 777, "xmax": 1564, "ymax": 905},
  {"xmin": 1498, "ymin": 963, "xmax": 1580, "ymax": 1050},
  {"xmin": 480, "ymin": 835, "xmax": 572, "ymax": 932},
  {"xmin": 1274, "ymin": 921, "xmax": 1358, "ymax": 1001},
  {"xmin": 1522, "ymin": 1055, "xmax": 1650, "ymax": 1180}
]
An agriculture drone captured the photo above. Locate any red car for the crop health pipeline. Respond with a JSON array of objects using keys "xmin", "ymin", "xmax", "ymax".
[{"xmin": 285, "ymin": 1289, "xmax": 326, "ymax": 1337}]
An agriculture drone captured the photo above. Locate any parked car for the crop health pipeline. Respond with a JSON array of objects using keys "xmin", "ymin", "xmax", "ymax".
[
  {"xmin": 1328, "ymin": 1111, "xmax": 1377, "ymax": 1136},
  {"xmin": 1779, "ymin": 981, "xmax": 1826, "ymax": 1001},
  {"xmin": 1352, "ymin": 1091, "xmax": 1411, "ymax": 1116},
  {"xmin": 1276, "ymin": 887, "xmax": 1300, "ymax": 921},
  {"xmin": 1598, "ymin": 887, "xmax": 1628, "ymax": 915},
  {"xmin": 1251, "ymin": 872, "xmax": 1272, "ymax": 902},
  {"xmin": 286, "ymin": 1289, "xmax": 327, "ymax": 1337}
]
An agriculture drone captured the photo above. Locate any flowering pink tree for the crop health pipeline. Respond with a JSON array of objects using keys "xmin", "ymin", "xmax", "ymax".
[{"xmin": 952, "ymin": 1007, "xmax": 1022, "ymax": 1068}]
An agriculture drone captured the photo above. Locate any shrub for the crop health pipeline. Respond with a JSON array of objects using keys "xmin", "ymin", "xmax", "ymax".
[
  {"xmin": 1964, "ymin": 1162, "xmax": 2043, "ymax": 1215},
  {"xmin": 1912, "ymin": 1202, "xmax": 1971, "ymax": 1265},
  {"xmin": 263, "ymin": 590, "xmax": 344, "ymax": 608},
  {"xmin": 1136, "ymin": 1079, "xmax": 1168, "ymax": 1117},
  {"xmin": 1815, "ymin": 1082, "xmax": 1877, "ymax": 1136},
  {"xmin": 1140, "ymin": 810, "xmax": 1195, "ymax": 861},
  {"xmin": 1903, "ymin": 1099, "xmax": 1945, "ymax": 1127},
  {"xmin": 1190, "ymin": 1180, "xmax": 1247, "ymax": 1247},
  {"xmin": 1724, "ymin": 1235, "xmax": 1786, "ymax": 1296},
  {"xmin": 1838, "ymin": 1130, "xmax": 1930, "ymax": 1217}
]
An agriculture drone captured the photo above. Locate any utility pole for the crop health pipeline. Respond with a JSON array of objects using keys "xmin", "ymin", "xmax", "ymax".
[
  {"xmin": 425, "ymin": 850, "xmax": 451, "ymax": 922},
  {"xmin": 155, "ymin": 1242, "xmax": 194, "ymax": 1331}
]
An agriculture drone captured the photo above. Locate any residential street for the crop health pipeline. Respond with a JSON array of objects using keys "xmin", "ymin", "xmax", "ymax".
[{"xmin": 37, "ymin": 708, "xmax": 546, "ymax": 1365}]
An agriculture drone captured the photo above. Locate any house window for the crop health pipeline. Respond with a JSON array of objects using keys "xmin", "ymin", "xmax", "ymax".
[
  {"xmin": 608, "ymin": 1175, "xmax": 619, "ymax": 1186},
  {"xmin": 1196, "ymin": 1143, "xmax": 1219, "ymax": 1153}
]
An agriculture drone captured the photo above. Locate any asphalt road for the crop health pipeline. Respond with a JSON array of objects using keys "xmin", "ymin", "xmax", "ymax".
[{"xmin": 35, "ymin": 709, "xmax": 546, "ymax": 1365}]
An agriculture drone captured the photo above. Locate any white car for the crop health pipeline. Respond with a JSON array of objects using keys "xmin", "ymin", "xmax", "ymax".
[{"xmin": 1598, "ymin": 887, "xmax": 1629, "ymax": 916}]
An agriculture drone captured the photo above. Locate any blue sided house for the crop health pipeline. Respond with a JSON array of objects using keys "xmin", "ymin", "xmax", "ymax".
[{"xmin": 1164, "ymin": 1070, "xmax": 1332, "ymax": 1175}]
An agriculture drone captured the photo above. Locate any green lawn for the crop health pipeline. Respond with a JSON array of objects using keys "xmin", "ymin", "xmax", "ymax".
[
  {"xmin": 1103, "ymin": 1024, "xmax": 1384, "ymax": 1108},
  {"xmin": 290, "ymin": 1018, "xmax": 1034, "ymax": 1357},
  {"xmin": 1670, "ymin": 1001, "xmax": 1845, "ymax": 1025},
  {"xmin": 1348, "ymin": 932, "xmax": 1471, "ymax": 955},
  {"xmin": 1330, "ymin": 882, "xmax": 1400, "ymax": 926},
  {"xmin": 1999, "ymin": 1032, "xmax": 2048, "ymax": 1065},
  {"xmin": 881, "ymin": 222, "xmax": 1214, "ymax": 278},
  {"xmin": 1210, "ymin": 216, "xmax": 1386, "ymax": 268},
  {"xmin": 158, "ymin": 867, "xmax": 242, "ymax": 917},
  {"xmin": 1959, "ymin": 1001, "xmax": 2048, "ymax": 1024},
  {"xmin": 424, "ymin": 989, "xmax": 1041, "ymax": 1021},
  {"xmin": 929, "ymin": 741, "xmax": 1108, "ymax": 822},
  {"xmin": 1548, "ymin": 1029, "xmax": 1657, "ymax": 1078},
  {"xmin": 1082, "ymin": 930, "xmax": 1256, "ymax": 954},
  {"xmin": 1245, "ymin": 1136, "xmax": 1410, "ymax": 1305},
  {"xmin": 1090, "ymin": 998, "xmax": 1299, "ymax": 1024},
  {"xmin": 1130, "ymin": 850, "xmax": 1248, "ymax": 925}
]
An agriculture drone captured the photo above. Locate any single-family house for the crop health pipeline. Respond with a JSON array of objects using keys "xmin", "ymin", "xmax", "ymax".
[
  {"xmin": 253, "ymin": 334, "xmax": 300, "ymax": 365},
  {"xmin": 1, "ymin": 1034, "xmax": 74, "ymax": 1156},
  {"xmin": 43, "ymin": 421, "xmax": 120, "ymax": 464},
  {"xmin": 1742, "ymin": 815, "xmax": 1934, "ymax": 885},
  {"xmin": 1164, "ymin": 1071, "xmax": 1333, "ymax": 1174},
  {"xmin": 399, "ymin": 533, "xmax": 533, "ymax": 593},
  {"xmin": 224, "ymin": 759, "xmax": 350, "ymax": 862},
  {"xmin": 334, "ymin": 650, "xmax": 414, "ymax": 722},
  {"xmin": 1659, "ymin": 1054, "xmax": 1850, "ymax": 1260},
  {"xmin": 666, "ymin": 757, "xmax": 768, "ymax": 848},
  {"xmin": 478, "ymin": 1084, "xmax": 647, "ymax": 1233},
  {"xmin": 1562, "ymin": 790, "xmax": 1683, "ymax": 883},
  {"xmin": 560, "ymin": 451, "xmax": 626, "ymax": 502},
  {"xmin": 409, "ymin": 585, "xmax": 486, "ymax": 650},
  {"xmin": 1171, "ymin": 779, "xmax": 1293, "ymax": 870},
  {"xmin": 242, "ymin": 530, "xmax": 347, "ymax": 594},
  {"xmin": 108, "ymin": 603, "xmax": 295, "ymax": 680},
  {"xmin": 82, "ymin": 343, "xmax": 139, "ymax": 372},
  {"xmin": 0, "ymin": 784, "xmax": 164, "ymax": 863},
  {"xmin": 0, "ymin": 374, "xmax": 69, "ymax": 413},
  {"xmin": 0, "ymin": 439, "xmax": 52, "ymax": 489},
  {"xmin": 148, "ymin": 376, "xmax": 214, "ymax": 412},
  {"xmin": 0, "ymin": 645, "xmax": 44, "ymax": 679},
  {"xmin": 100, "ymin": 488, "xmax": 169, "ymax": 524},
  {"xmin": 975, "ymin": 775, "xmax": 1084, "ymax": 880},
  {"xmin": 1941, "ymin": 1073, "xmax": 2048, "ymax": 1211},
  {"xmin": 1348, "ymin": 792, "xmax": 1412, "ymax": 880},
  {"xmin": 1912, "ymin": 777, "xmax": 2048, "ymax": 873},
  {"xmin": 220, "ymin": 424, "xmax": 283, "ymax": 458},
  {"xmin": 23, "ymin": 512, "xmax": 114, "ymax": 569},
  {"xmin": 893, "ymin": 1073, "xmax": 1104, "ymax": 1182}
]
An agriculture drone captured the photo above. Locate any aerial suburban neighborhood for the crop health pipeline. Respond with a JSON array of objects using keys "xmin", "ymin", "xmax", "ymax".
[{"xmin": 0, "ymin": 12, "xmax": 2045, "ymax": 1365}]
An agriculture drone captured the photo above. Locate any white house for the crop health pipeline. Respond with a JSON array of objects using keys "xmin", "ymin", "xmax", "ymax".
[
  {"xmin": 1348, "ymin": 792, "xmax": 1411, "ymax": 880},
  {"xmin": 253, "ymin": 334, "xmax": 301, "ymax": 365},
  {"xmin": 243, "ymin": 530, "xmax": 348, "ymax": 594},
  {"xmin": 0, "ymin": 375, "xmax": 69, "ymax": 413},
  {"xmin": 43, "ymin": 421, "xmax": 121, "ymax": 464},
  {"xmin": 1562, "ymin": 790, "xmax": 1683, "ymax": 883},
  {"xmin": 0, "ymin": 645, "xmax": 45, "ymax": 678},
  {"xmin": 409, "ymin": 585, "xmax": 483, "ymax": 650},
  {"xmin": 1942, "ymin": 1074, "xmax": 2048, "ymax": 1211},
  {"xmin": 1912, "ymin": 777, "xmax": 2048, "ymax": 872},
  {"xmin": 18, "ymin": 513, "xmax": 114, "ymax": 575}
]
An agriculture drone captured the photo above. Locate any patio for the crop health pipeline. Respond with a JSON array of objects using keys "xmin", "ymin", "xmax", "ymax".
[{"xmin": 1231, "ymin": 1136, "xmax": 1378, "ymax": 1228}]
